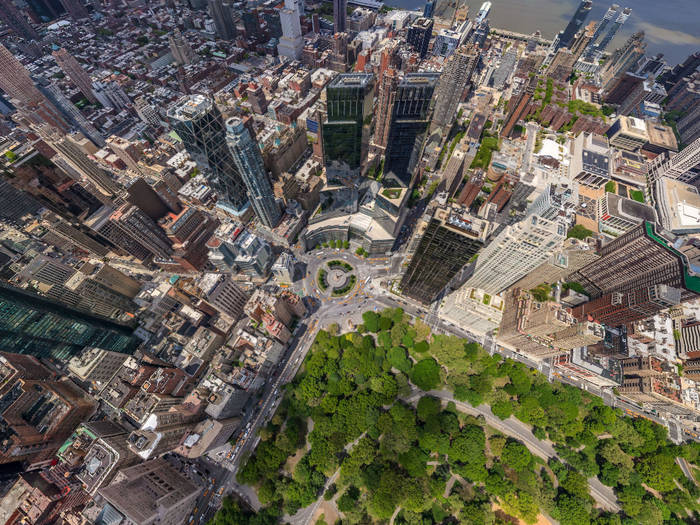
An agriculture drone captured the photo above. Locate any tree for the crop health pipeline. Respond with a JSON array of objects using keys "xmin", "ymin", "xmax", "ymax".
[
  {"xmin": 410, "ymin": 358, "xmax": 441, "ymax": 391},
  {"xmin": 502, "ymin": 491, "xmax": 539, "ymax": 524},
  {"xmin": 362, "ymin": 311, "xmax": 380, "ymax": 332},
  {"xmin": 388, "ymin": 346, "xmax": 412, "ymax": 373},
  {"xmin": 637, "ymin": 454, "xmax": 682, "ymax": 492},
  {"xmin": 501, "ymin": 442, "xmax": 532, "ymax": 471},
  {"xmin": 327, "ymin": 323, "xmax": 339, "ymax": 336},
  {"xmin": 343, "ymin": 241, "xmax": 350, "ymax": 249},
  {"xmin": 379, "ymin": 316, "xmax": 393, "ymax": 331},
  {"xmin": 489, "ymin": 435, "xmax": 506, "ymax": 456},
  {"xmin": 337, "ymin": 486, "xmax": 361, "ymax": 513},
  {"xmin": 556, "ymin": 494, "xmax": 591, "ymax": 525},
  {"xmin": 4, "ymin": 151, "xmax": 17, "ymax": 162},
  {"xmin": 414, "ymin": 340, "xmax": 429, "ymax": 353},
  {"xmin": 417, "ymin": 396, "xmax": 441, "ymax": 421},
  {"xmin": 567, "ymin": 224, "xmax": 593, "ymax": 240}
]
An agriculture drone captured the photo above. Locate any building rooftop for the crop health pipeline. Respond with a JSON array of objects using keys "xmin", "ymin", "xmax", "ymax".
[
  {"xmin": 581, "ymin": 149, "xmax": 610, "ymax": 177},
  {"xmin": 166, "ymin": 94, "xmax": 212, "ymax": 121},
  {"xmin": 645, "ymin": 121, "xmax": 678, "ymax": 152},
  {"xmin": 657, "ymin": 177, "xmax": 700, "ymax": 233},
  {"xmin": 328, "ymin": 73, "xmax": 373, "ymax": 88},
  {"xmin": 604, "ymin": 193, "xmax": 657, "ymax": 223}
]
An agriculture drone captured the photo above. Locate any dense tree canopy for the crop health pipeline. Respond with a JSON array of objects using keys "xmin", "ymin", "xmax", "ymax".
[{"xmin": 219, "ymin": 308, "xmax": 700, "ymax": 525}]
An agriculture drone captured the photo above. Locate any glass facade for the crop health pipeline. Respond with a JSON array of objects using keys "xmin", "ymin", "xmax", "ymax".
[
  {"xmin": 168, "ymin": 96, "xmax": 249, "ymax": 212},
  {"xmin": 400, "ymin": 213, "xmax": 484, "ymax": 304},
  {"xmin": 0, "ymin": 281, "xmax": 141, "ymax": 360},
  {"xmin": 226, "ymin": 117, "xmax": 281, "ymax": 229},
  {"xmin": 323, "ymin": 73, "xmax": 375, "ymax": 185},
  {"xmin": 383, "ymin": 73, "xmax": 439, "ymax": 188}
]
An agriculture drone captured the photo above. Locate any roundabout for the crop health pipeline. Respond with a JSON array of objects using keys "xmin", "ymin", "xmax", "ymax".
[{"xmin": 316, "ymin": 260, "xmax": 358, "ymax": 297}]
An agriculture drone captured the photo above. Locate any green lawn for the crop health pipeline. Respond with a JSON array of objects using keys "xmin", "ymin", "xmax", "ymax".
[{"xmin": 630, "ymin": 190, "xmax": 645, "ymax": 203}]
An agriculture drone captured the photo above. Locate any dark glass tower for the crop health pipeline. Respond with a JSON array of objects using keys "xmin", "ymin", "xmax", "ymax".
[
  {"xmin": 423, "ymin": 0, "xmax": 436, "ymax": 18},
  {"xmin": 406, "ymin": 18, "xmax": 433, "ymax": 59},
  {"xmin": 0, "ymin": 281, "xmax": 141, "ymax": 360},
  {"xmin": 207, "ymin": 0, "xmax": 237, "ymax": 41},
  {"xmin": 322, "ymin": 73, "xmax": 374, "ymax": 185},
  {"xmin": 167, "ymin": 95, "xmax": 249, "ymax": 214},
  {"xmin": 557, "ymin": 0, "xmax": 592, "ymax": 50},
  {"xmin": 242, "ymin": 10, "xmax": 261, "ymax": 40},
  {"xmin": 400, "ymin": 206, "xmax": 487, "ymax": 305},
  {"xmin": 226, "ymin": 117, "xmax": 281, "ymax": 229},
  {"xmin": 383, "ymin": 73, "xmax": 439, "ymax": 188},
  {"xmin": 0, "ymin": 0, "xmax": 39, "ymax": 40}
]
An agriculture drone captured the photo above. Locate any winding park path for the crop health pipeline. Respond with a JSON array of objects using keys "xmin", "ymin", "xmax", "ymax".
[
  {"xmin": 285, "ymin": 384, "xmax": 620, "ymax": 525},
  {"xmin": 405, "ymin": 388, "xmax": 621, "ymax": 513}
]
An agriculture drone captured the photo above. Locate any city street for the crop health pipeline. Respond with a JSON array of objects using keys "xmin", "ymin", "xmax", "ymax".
[{"xmin": 193, "ymin": 244, "xmax": 700, "ymax": 524}]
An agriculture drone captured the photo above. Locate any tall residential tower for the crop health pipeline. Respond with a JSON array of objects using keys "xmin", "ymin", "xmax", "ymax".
[{"xmin": 226, "ymin": 117, "xmax": 281, "ymax": 229}]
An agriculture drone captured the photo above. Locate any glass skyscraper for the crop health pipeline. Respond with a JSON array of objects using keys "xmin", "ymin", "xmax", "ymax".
[
  {"xmin": 168, "ymin": 95, "xmax": 249, "ymax": 215},
  {"xmin": 226, "ymin": 117, "xmax": 281, "ymax": 229},
  {"xmin": 400, "ymin": 206, "xmax": 488, "ymax": 305},
  {"xmin": 383, "ymin": 73, "xmax": 439, "ymax": 188},
  {"xmin": 0, "ymin": 281, "xmax": 141, "ymax": 360},
  {"xmin": 323, "ymin": 73, "xmax": 374, "ymax": 185}
]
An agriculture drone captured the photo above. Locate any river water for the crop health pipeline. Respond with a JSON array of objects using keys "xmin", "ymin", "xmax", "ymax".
[{"xmin": 385, "ymin": 0, "xmax": 700, "ymax": 66}]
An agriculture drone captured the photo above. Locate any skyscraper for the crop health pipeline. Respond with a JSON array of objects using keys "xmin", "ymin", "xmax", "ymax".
[
  {"xmin": 265, "ymin": 11, "xmax": 283, "ymax": 39},
  {"xmin": 423, "ymin": 0, "xmax": 436, "ymax": 18},
  {"xmin": 0, "ymin": 179, "xmax": 43, "ymax": 225},
  {"xmin": 556, "ymin": 0, "xmax": 592, "ymax": 51},
  {"xmin": 333, "ymin": 0, "xmax": 347, "ymax": 33},
  {"xmin": 374, "ymin": 67, "xmax": 399, "ymax": 149},
  {"xmin": 0, "ymin": 44, "xmax": 69, "ymax": 131},
  {"xmin": 59, "ymin": 0, "xmax": 88, "ymax": 19},
  {"xmin": 430, "ymin": 46, "xmax": 478, "ymax": 133},
  {"xmin": 167, "ymin": 95, "xmax": 248, "ymax": 215},
  {"xmin": 278, "ymin": 0, "xmax": 304, "ymax": 61},
  {"xmin": 0, "ymin": 280, "xmax": 141, "ymax": 360},
  {"xmin": 0, "ymin": 0, "xmax": 39, "ymax": 40},
  {"xmin": 86, "ymin": 203, "xmax": 174, "ymax": 262},
  {"xmin": 0, "ymin": 378, "xmax": 95, "ymax": 466},
  {"xmin": 401, "ymin": 206, "xmax": 489, "ymax": 305},
  {"xmin": 406, "ymin": 17, "xmax": 433, "ymax": 59},
  {"xmin": 39, "ymin": 80, "xmax": 105, "ymax": 146},
  {"xmin": 98, "ymin": 459, "xmax": 201, "ymax": 525},
  {"xmin": 465, "ymin": 215, "xmax": 566, "ymax": 295},
  {"xmin": 323, "ymin": 73, "xmax": 374, "ymax": 184},
  {"xmin": 39, "ymin": 125, "xmax": 120, "ymax": 197},
  {"xmin": 383, "ymin": 73, "xmax": 439, "ymax": 188},
  {"xmin": 601, "ymin": 30, "xmax": 647, "ymax": 91},
  {"xmin": 169, "ymin": 29, "xmax": 198, "ymax": 65},
  {"xmin": 207, "ymin": 0, "xmax": 237, "ymax": 41},
  {"xmin": 571, "ymin": 284, "xmax": 682, "ymax": 327},
  {"xmin": 242, "ymin": 10, "xmax": 261, "ymax": 41},
  {"xmin": 52, "ymin": 48, "xmax": 97, "ymax": 105},
  {"xmin": 648, "ymin": 135, "xmax": 700, "ymax": 183},
  {"xmin": 568, "ymin": 221, "xmax": 700, "ymax": 301},
  {"xmin": 226, "ymin": 117, "xmax": 281, "ymax": 229}
]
